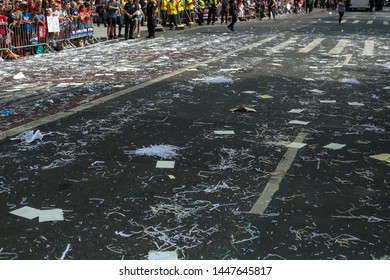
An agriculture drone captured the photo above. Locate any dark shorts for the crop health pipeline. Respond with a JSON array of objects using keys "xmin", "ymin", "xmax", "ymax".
[
  {"xmin": 107, "ymin": 17, "xmax": 117, "ymax": 26},
  {"xmin": 116, "ymin": 15, "xmax": 123, "ymax": 26}
]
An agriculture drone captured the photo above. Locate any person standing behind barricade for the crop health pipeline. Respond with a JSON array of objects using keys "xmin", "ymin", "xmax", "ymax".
[
  {"xmin": 0, "ymin": 4, "xmax": 8, "ymax": 58},
  {"xmin": 267, "ymin": 0, "xmax": 275, "ymax": 19},
  {"xmin": 220, "ymin": 0, "xmax": 229, "ymax": 24},
  {"xmin": 139, "ymin": 0, "xmax": 146, "ymax": 25},
  {"xmin": 160, "ymin": 0, "xmax": 168, "ymax": 26},
  {"xmin": 227, "ymin": 0, "xmax": 237, "ymax": 31},
  {"xmin": 85, "ymin": 2, "xmax": 93, "ymax": 43},
  {"xmin": 35, "ymin": 0, "xmax": 42, "ymax": 12},
  {"xmin": 123, "ymin": 0, "xmax": 138, "ymax": 39},
  {"xmin": 145, "ymin": 0, "xmax": 157, "ymax": 38},
  {"xmin": 259, "ymin": 0, "xmax": 265, "ymax": 19},
  {"xmin": 337, "ymin": 0, "xmax": 345, "ymax": 24},
  {"xmin": 305, "ymin": 0, "xmax": 312, "ymax": 12},
  {"xmin": 59, "ymin": 2, "xmax": 71, "ymax": 40},
  {"xmin": 134, "ymin": 0, "xmax": 144, "ymax": 37},
  {"xmin": 70, "ymin": 1, "xmax": 79, "ymax": 33},
  {"xmin": 21, "ymin": 4, "xmax": 33, "ymax": 56},
  {"xmin": 10, "ymin": 2, "xmax": 23, "ymax": 54},
  {"xmin": 167, "ymin": 0, "xmax": 178, "ymax": 29},
  {"xmin": 207, "ymin": 0, "xmax": 218, "ymax": 25},
  {"xmin": 185, "ymin": 0, "xmax": 194, "ymax": 25},
  {"xmin": 106, "ymin": 0, "xmax": 120, "ymax": 39},
  {"xmin": 33, "ymin": 7, "xmax": 46, "ymax": 44},
  {"xmin": 78, "ymin": 4, "xmax": 91, "ymax": 45},
  {"xmin": 26, "ymin": 0, "xmax": 35, "ymax": 13},
  {"xmin": 115, "ymin": 0, "xmax": 124, "ymax": 37},
  {"xmin": 197, "ymin": 0, "xmax": 205, "ymax": 25},
  {"xmin": 95, "ymin": 0, "xmax": 107, "ymax": 27}
]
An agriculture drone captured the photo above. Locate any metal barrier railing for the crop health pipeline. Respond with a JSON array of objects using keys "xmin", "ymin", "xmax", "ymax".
[
  {"xmin": 0, "ymin": 24, "xmax": 13, "ymax": 59},
  {"xmin": 2, "ymin": 16, "xmax": 95, "ymax": 59}
]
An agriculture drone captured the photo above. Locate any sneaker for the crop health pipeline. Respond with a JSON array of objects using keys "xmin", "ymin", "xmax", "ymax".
[
  {"xmin": 137, "ymin": 34, "xmax": 141, "ymax": 38},
  {"xmin": 226, "ymin": 26, "xmax": 231, "ymax": 32}
]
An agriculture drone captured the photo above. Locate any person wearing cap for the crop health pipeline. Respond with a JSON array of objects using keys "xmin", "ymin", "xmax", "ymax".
[
  {"xmin": 145, "ymin": 0, "xmax": 156, "ymax": 38},
  {"xmin": 123, "ymin": 0, "xmax": 138, "ymax": 39}
]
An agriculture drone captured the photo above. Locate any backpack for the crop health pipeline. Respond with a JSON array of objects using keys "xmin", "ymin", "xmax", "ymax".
[{"xmin": 36, "ymin": 45, "xmax": 44, "ymax": 54}]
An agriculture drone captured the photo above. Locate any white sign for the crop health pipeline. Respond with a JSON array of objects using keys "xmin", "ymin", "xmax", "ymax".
[{"xmin": 47, "ymin": 15, "xmax": 60, "ymax": 33}]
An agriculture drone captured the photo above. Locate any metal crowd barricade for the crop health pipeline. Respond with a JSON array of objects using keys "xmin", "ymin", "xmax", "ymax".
[
  {"xmin": 0, "ymin": 24, "xmax": 12, "ymax": 58},
  {"xmin": 8, "ymin": 21, "xmax": 53, "ymax": 56},
  {"xmin": 57, "ymin": 17, "xmax": 96, "ymax": 48},
  {"xmin": 2, "ymin": 16, "xmax": 96, "ymax": 59}
]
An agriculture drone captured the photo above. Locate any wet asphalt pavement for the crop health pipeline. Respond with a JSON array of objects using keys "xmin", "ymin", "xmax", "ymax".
[{"xmin": 0, "ymin": 9, "xmax": 389, "ymax": 260}]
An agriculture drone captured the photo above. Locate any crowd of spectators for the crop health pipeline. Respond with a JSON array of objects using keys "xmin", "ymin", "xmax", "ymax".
[{"xmin": 0, "ymin": 0, "xmax": 94, "ymax": 58}]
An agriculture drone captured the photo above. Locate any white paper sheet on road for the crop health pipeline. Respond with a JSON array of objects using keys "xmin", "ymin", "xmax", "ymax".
[
  {"xmin": 214, "ymin": 130, "xmax": 235, "ymax": 135},
  {"xmin": 156, "ymin": 161, "xmax": 175, "ymax": 169},
  {"xmin": 320, "ymin": 100, "xmax": 337, "ymax": 104},
  {"xmin": 323, "ymin": 143, "xmax": 346, "ymax": 150},
  {"xmin": 348, "ymin": 102, "xmax": 365, "ymax": 106},
  {"xmin": 38, "ymin": 209, "xmax": 64, "ymax": 222},
  {"xmin": 10, "ymin": 206, "xmax": 40, "ymax": 220},
  {"xmin": 286, "ymin": 142, "xmax": 307, "ymax": 149},
  {"xmin": 288, "ymin": 120, "xmax": 310, "ymax": 125},
  {"xmin": 148, "ymin": 250, "xmax": 178, "ymax": 260},
  {"xmin": 288, "ymin": 109, "xmax": 305, "ymax": 114},
  {"xmin": 10, "ymin": 207, "xmax": 64, "ymax": 222}
]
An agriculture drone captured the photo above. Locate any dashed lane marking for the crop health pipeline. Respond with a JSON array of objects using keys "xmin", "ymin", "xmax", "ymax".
[
  {"xmin": 362, "ymin": 40, "xmax": 374, "ymax": 56},
  {"xmin": 328, "ymin": 39, "xmax": 350, "ymax": 55},
  {"xmin": 298, "ymin": 38, "xmax": 325, "ymax": 53},
  {"xmin": 249, "ymin": 132, "xmax": 308, "ymax": 215}
]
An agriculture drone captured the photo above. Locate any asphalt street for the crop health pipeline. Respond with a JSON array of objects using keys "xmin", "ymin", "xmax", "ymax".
[{"xmin": 0, "ymin": 9, "xmax": 389, "ymax": 260}]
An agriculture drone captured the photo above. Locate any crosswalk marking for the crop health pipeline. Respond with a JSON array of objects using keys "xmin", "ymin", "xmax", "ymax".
[
  {"xmin": 328, "ymin": 39, "xmax": 350, "ymax": 55},
  {"xmin": 298, "ymin": 38, "xmax": 325, "ymax": 53},
  {"xmin": 362, "ymin": 40, "xmax": 374, "ymax": 56},
  {"xmin": 269, "ymin": 38, "xmax": 297, "ymax": 52},
  {"xmin": 324, "ymin": 20, "xmax": 388, "ymax": 24}
]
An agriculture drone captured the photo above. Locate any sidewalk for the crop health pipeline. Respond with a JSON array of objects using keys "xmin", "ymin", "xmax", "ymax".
[{"xmin": 92, "ymin": 23, "xmax": 150, "ymax": 40}]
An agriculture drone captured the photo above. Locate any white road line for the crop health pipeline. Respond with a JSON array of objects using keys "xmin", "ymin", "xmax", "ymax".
[
  {"xmin": 269, "ymin": 38, "xmax": 297, "ymax": 52},
  {"xmin": 362, "ymin": 40, "xmax": 374, "ymax": 56},
  {"xmin": 384, "ymin": 21, "xmax": 389, "ymax": 25},
  {"xmin": 367, "ymin": 20, "xmax": 374, "ymax": 25},
  {"xmin": 298, "ymin": 38, "xmax": 325, "ymax": 53},
  {"xmin": 334, "ymin": 54, "xmax": 354, "ymax": 68},
  {"xmin": 249, "ymin": 132, "xmax": 308, "ymax": 215},
  {"xmin": 328, "ymin": 39, "xmax": 350, "ymax": 55},
  {"xmin": 0, "ymin": 35, "xmax": 280, "ymax": 141},
  {"xmin": 352, "ymin": 20, "xmax": 359, "ymax": 24}
]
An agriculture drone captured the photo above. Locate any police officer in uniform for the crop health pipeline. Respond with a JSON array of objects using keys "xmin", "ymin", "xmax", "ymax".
[
  {"xmin": 123, "ymin": 0, "xmax": 139, "ymax": 39},
  {"xmin": 146, "ymin": 0, "xmax": 157, "ymax": 38}
]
